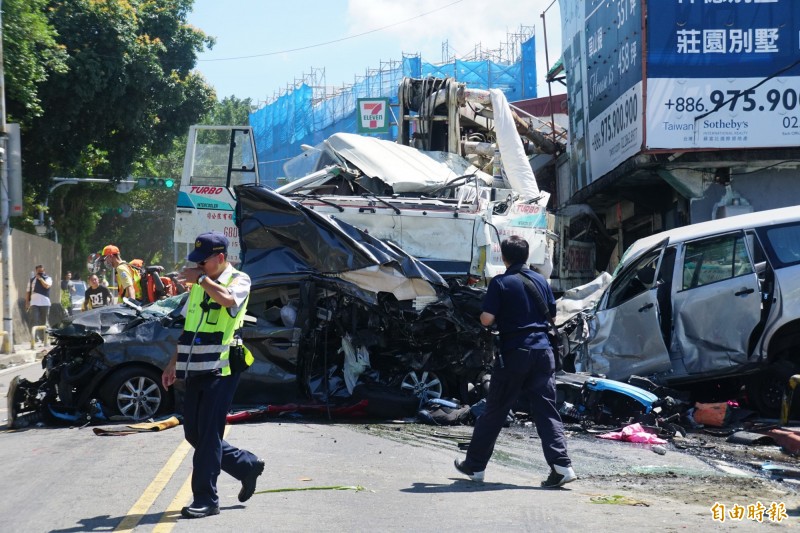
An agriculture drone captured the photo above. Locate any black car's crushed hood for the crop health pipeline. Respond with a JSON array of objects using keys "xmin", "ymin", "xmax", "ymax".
[{"xmin": 50, "ymin": 295, "xmax": 187, "ymax": 338}]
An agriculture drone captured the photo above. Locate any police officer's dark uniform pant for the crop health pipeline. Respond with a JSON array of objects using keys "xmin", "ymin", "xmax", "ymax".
[
  {"xmin": 183, "ymin": 372, "xmax": 260, "ymax": 507},
  {"xmin": 464, "ymin": 347, "xmax": 570, "ymax": 473}
]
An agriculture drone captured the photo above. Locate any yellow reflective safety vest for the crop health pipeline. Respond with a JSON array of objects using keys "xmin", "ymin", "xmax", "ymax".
[
  {"xmin": 176, "ymin": 269, "xmax": 251, "ymax": 379},
  {"xmin": 115, "ymin": 262, "xmax": 142, "ymax": 302}
]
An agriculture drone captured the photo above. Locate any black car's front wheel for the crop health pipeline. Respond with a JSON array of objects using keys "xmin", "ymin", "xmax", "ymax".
[
  {"xmin": 400, "ymin": 370, "xmax": 445, "ymax": 400},
  {"xmin": 100, "ymin": 366, "xmax": 172, "ymax": 421}
]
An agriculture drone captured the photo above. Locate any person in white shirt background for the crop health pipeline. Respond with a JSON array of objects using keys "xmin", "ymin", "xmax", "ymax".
[{"xmin": 26, "ymin": 264, "xmax": 53, "ymax": 344}]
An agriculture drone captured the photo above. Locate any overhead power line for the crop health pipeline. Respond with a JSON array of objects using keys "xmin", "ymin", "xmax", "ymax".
[{"xmin": 199, "ymin": 0, "xmax": 465, "ymax": 62}]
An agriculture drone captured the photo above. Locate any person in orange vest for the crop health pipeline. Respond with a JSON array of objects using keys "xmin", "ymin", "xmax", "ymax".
[{"xmin": 102, "ymin": 245, "xmax": 141, "ymax": 302}]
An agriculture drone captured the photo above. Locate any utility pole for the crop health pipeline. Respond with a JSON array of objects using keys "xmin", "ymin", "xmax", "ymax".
[
  {"xmin": 0, "ymin": 0, "xmax": 14, "ymax": 353},
  {"xmin": 541, "ymin": 0, "xmax": 558, "ymax": 146}
]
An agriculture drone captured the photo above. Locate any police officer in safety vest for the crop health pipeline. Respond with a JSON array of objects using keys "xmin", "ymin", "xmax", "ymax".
[{"xmin": 162, "ymin": 232, "xmax": 264, "ymax": 519}]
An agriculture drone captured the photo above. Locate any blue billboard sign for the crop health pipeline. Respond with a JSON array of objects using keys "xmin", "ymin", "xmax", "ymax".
[
  {"xmin": 648, "ymin": 0, "xmax": 799, "ymax": 78},
  {"xmin": 646, "ymin": 0, "xmax": 800, "ymax": 149},
  {"xmin": 585, "ymin": 0, "xmax": 645, "ymax": 182}
]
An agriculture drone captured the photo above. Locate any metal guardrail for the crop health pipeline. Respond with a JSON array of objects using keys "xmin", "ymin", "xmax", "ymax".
[
  {"xmin": 30, "ymin": 326, "xmax": 49, "ymax": 349},
  {"xmin": 0, "ymin": 331, "xmax": 9, "ymax": 354}
]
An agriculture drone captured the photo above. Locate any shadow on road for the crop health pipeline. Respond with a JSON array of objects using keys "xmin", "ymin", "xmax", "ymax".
[{"xmin": 48, "ymin": 504, "xmax": 245, "ymax": 532}]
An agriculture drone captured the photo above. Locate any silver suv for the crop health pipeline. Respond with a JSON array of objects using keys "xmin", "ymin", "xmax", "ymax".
[{"xmin": 580, "ymin": 206, "xmax": 800, "ymax": 415}]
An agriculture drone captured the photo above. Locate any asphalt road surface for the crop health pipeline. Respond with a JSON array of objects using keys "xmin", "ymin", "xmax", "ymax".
[{"xmin": 0, "ymin": 362, "xmax": 796, "ymax": 532}]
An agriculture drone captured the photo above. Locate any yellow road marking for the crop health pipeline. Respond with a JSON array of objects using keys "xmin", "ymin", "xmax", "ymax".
[
  {"xmin": 151, "ymin": 425, "xmax": 232, "ymax": 533},
  {"xmin": 114, "ymin": 439, "xmax": 192, "ymax": 532},
  {"xmin": 152, "ymin": 473, "xmax": 193, "ymax": 533}
]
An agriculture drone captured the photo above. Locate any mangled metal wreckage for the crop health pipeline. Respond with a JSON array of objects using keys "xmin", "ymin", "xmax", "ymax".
[
  {"xmin": 8, "ymin": 298, "xmax": 184, "ymax": 428},
  {"xmin": 236, "ymin": 186, "xmax": 681, "ymax": 429},
  {"xmin": 555, "ymin": 205, "xmax": 800, "ymax": 418},
  {"xmin": 237, "ymin": 185, "xmax": 493, "ymax": 407},
  {"xmin": 8, "ymin": 187, "xmax": 494, "ymax": 428}
]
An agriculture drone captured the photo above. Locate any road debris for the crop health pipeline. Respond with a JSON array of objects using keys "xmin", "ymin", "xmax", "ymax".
[{"xmin": 589, "ymin": 494, "xmax": 650, "ymax": 507}]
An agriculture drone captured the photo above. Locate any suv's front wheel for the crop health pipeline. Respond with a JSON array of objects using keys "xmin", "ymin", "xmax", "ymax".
[{"xmin": 400, "ymin": 370, "xmax": 445, "ymax": 400}]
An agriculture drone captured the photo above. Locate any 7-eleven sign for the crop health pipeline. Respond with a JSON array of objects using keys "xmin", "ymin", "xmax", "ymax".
[{"xmin": 357, "ymin": 98, "xmax": 390, "ymax": 134}]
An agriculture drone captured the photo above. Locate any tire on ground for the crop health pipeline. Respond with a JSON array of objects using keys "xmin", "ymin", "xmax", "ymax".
[
  {"xmin": 99, "ymin": 365, "xmax": 173, "ymax": 420},
  {"xmin": 747, "ymin": 360, "xmax": 798, "ymax": 417}
]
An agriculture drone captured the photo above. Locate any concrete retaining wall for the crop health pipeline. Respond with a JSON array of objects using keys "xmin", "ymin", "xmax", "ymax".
[{"xmin": 3, "ymin": 230, "xmax": 62, "ymax": 347}]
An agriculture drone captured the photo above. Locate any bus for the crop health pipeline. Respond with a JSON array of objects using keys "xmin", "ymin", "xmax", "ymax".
[{"xmin": 174, "ymin": 126, "xmax": 260, "ymax": 264}]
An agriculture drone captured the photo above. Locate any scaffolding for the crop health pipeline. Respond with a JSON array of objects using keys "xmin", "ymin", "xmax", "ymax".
[{"xmin": 250, "ymin": 26, "xmax": 537, "ymax": 186}]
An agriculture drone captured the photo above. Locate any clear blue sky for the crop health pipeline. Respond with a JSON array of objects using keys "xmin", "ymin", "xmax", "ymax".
[{"xmin": 187, "ymin": 0, "xmax": 563, "ymax": 105}]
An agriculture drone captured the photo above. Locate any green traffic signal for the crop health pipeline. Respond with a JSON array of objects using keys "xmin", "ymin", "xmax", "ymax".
[{"xmin": 135, "ymin": 177, "xmax": 176, "ymax": 189}]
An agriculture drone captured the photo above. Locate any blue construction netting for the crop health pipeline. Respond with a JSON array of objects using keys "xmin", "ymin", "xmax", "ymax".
[{"xmin": 250, "ymin": 36, "xmax": 536, "ymax": 187}]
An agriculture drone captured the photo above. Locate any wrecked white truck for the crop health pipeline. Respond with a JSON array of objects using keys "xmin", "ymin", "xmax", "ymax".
[
  {"xmin": 174, "ymin": 79, "xmax": 563, "ymax": 285},
  {"xmin": 573, "ymin": 206, "xmax": 800, "ymax": 416},
  {"xmin": 278, "ymin": 78, "xmax": 560, "ymax": 283}
]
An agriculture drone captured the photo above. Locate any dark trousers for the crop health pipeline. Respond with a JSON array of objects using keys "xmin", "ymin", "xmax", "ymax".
[
  {"xmin": 182, "ymin": 372, "xmax": 259, "ymax": 507},
  {"xmin": 465, "ymin": 347, "xmax": 570, "ymax": 472}
]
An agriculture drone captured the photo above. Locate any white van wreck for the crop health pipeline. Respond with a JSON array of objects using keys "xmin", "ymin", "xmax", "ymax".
[{"xmin": 578, "ymin": 206, "xmax": 800, "ymax": 416}]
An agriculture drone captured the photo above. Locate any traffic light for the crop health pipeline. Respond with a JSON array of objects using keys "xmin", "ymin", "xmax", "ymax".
[
  {"xmin": 136, "ymin": 177, "xmax": 176, "ymax": 189},
  {"xmin": 103, "ymin": 205, "xmax": 132, "ymax": 217}
]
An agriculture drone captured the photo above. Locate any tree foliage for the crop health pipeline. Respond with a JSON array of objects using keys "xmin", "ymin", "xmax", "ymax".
[
  {"xmin": 3, "ymin": 2, "xmax": 260, "ymax": 275},
  {"xmin": 2, "ymin": 0, "xmax": 68, "ymax": 121},
  {"xmin": 18, "ymin": 0, "xmax": 216, "ymax": 195},
  {"xmin": 88, "ymin": 186, "xmax": 179, "ymax": 271},
  {"xmin": 201, "ymin": 95, "xmax": 253, "ymax": 126},
  {"xmin": 3, "ymin": 0, "xmax": 220, "ymax": 274}
]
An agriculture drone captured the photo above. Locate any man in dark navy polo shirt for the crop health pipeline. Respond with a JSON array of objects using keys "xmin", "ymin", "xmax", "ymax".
[{"xmin": 455, "ymin": 236, "xmax": 576, "ymax": 488}]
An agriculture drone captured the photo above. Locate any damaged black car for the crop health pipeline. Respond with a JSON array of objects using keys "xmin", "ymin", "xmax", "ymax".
[
  {"xmin": 8, "ymin": 186, "xmax": 493, "ymax": 427},
  {"xmin": 8, "ymin": 297, "xmax": 185, "ymax": 428},
  {"xmin": 236, "ymin": 185, "xmax": 493, "ymax": 408}
]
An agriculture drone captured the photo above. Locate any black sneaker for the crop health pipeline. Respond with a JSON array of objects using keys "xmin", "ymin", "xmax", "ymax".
[
  {"xmin": 180, "ymin": 504, "xmax": 220, "ymax": 519},
  {"xmin": 540, "ymin": 464, "xmax": 576, "ymax": 488},
  {"xmin": 454, "ymin": 459, "xmax": 485, "ymax": 482},
  {"xmin": 238, "ymin": 459, "xmax": 265, "ymax": 502}
]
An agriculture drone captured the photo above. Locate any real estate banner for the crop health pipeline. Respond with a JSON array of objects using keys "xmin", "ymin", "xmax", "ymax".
[{"xmin": 646, "ymin": 0, "xmax": 800, "ymax": 150}]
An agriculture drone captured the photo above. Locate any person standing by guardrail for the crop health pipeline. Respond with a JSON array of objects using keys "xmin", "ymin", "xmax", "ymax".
[{"xmin": 25, "ymin": 265, "xmax": 52, "ymax": 345}]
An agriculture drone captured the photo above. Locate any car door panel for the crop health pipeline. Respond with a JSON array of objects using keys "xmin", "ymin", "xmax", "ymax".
[
  {"xmin": 672, "ymin": 274, "xmax": 760, "ymax": 372},
  {"xmin": 586, "ymin": 242, "xmax": 672, "ymax": 380},
  {"xmin": 671, "ymin": 231, "xmax": 761, "ymax": 374},
  {"xmin": 587, "ymin": 289, "xmax": 672, "ymax": 379}
]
